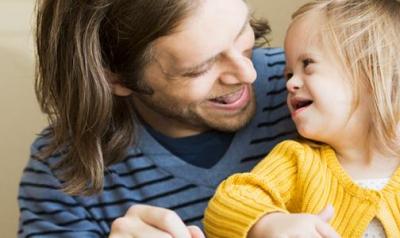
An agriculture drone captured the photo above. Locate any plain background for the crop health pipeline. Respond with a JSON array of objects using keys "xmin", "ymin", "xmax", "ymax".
[{"xmin": 0, "ymin": 0, "xmax": 308, "ymax": 236}]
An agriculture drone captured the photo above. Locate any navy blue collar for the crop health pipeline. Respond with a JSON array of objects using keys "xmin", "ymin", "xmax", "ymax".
[{"xmin": 143, "ymin": 124, "xmax": 234, "ymax": 169}]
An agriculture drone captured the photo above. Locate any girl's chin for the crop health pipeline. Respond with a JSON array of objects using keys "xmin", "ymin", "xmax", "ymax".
[{"xmin": 297, "ymin": 128, "xmax": 318, "ymax": 141}]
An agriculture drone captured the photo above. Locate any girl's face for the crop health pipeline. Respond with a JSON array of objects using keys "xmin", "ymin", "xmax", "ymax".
[{"xmin": 284, "ymin": 16, "xmax": 372, "ymax": 147}]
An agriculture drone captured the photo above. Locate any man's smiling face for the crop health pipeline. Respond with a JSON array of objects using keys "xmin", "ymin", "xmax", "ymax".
[{"xmin": 131, "ymin": 0, "xmax": 257, "ymax": 137}]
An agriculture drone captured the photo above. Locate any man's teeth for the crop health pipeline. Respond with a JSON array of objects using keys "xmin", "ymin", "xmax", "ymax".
[
  {"xmin": 212, "ymin": 90, "xmax": 242, "ymax": 104},
  {"xmin": 212, "ymin": 97, "xmax": 227, "ymax": 104}
]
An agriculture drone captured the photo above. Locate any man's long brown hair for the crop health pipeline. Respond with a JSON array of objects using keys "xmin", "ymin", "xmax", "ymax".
[{"xmin": 35, "ymin": 0, "xmax": 271, "ymax": 195}]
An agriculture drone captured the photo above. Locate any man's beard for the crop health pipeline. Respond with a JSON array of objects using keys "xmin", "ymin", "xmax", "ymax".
[{"xmin": 134, "ymin": 92, "xmax": 257, "ymax": 133}]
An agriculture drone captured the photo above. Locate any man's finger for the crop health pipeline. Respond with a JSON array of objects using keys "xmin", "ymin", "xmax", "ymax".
[
  {"xmin": 131, "ymin": 220, "xmax": 176, "ymax": 238},
  {"xmin": 126, "ymin": 205, "xmax": 191, "ymax": 238},
  {"xmin": 187, "ymin": 226, "xmax": 205, "ymax": 238}
]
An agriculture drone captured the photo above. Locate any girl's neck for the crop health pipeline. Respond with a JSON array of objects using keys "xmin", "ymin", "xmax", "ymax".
[{"xmin": 333, "ymin": 138, "xmax": 400, "ymax": 180}]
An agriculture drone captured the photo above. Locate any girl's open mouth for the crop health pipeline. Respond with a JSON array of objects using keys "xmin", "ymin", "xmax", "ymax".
[{"xmin": 290, "ymin": 97, "xmax": 313, "ymax": 116}]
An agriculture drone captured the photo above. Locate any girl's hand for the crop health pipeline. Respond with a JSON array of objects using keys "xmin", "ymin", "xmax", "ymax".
[{"xmin": 248, "ymin": 206, "xmax": 340, "ymax": 238}]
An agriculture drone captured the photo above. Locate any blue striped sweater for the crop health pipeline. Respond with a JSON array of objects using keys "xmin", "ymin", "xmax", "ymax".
[{"xmin": 18, "ymin": 48, "xmax": 296, "ymax": 237}]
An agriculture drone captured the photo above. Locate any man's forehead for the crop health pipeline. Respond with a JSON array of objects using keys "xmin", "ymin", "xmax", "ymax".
[
  {"xmin": 152, "ymin": 0, "xmax": 250, "ymax": 73},
  {"xmin": 153, "ymin": 37, "xmax": 211, "ymax": 73}
]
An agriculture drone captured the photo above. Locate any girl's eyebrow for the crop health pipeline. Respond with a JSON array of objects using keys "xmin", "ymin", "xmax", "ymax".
[{"xmin": 298, "ymin": 51, "xmax": 320, "ymax": 61}]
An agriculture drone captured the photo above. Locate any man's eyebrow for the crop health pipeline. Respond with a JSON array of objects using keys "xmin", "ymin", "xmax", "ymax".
[
  {"xmin": 180, "ymin": 57, "xmax": 217, "ymax": 76},
  {"xmin": 178, "ymin": 10, "xmax": 251, "ymax": 75}
]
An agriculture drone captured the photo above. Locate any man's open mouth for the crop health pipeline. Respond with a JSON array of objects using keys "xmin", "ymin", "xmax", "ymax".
[
  {"xmin": 209, "ymin": 88, "xmax": 245, "ymax": 105},
  {"xmin": 207, "ymin": 86, "xmax": 250, "ymax": 111}
]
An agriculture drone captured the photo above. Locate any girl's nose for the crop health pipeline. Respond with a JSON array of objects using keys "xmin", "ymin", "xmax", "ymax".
[{"xmin": 286, "ymin": 75, "xmax": 303, "ymax": 93}]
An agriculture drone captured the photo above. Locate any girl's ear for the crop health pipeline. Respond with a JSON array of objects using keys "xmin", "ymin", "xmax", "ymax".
[{"xmin": 106, "ymin": 70, "xmax": 133, "ymax": 96}]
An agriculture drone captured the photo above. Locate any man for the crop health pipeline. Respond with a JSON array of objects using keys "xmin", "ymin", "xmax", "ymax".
[{"xmin": 18, "ymin": 0, "xmax": 294, "ymax": 237}]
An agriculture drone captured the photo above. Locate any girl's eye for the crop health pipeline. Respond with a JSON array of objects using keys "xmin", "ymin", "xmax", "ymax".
[{"xmin": 302, "ymin": 58, "xmax": 314, "ymax": 69}]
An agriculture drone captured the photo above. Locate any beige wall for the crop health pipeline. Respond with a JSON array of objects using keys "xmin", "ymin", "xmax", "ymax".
[
  {"xmin": 248, "ymin": 0, "xmax": 308, "ymax": 47},
  {"xmin": 0, "ymin": 0, "xmax": 307, "ymax": 236},
  {"xmin": 0, "ymin": 0, "xmax": 47, "ymax": 236}
]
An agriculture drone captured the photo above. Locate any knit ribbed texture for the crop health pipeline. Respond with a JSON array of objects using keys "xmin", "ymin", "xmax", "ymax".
[{"xmin": 204, "ymin": 140, "xmax": 400, "ymax": 238}]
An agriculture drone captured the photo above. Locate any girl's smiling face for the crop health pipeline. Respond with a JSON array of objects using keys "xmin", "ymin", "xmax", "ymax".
[{"xmin": 284, "ymin": 15, "xmax": 372, "ymax": 147}]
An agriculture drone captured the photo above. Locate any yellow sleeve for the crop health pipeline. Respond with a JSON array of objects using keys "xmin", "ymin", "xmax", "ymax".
[{"xmin": 204, "ymin": 140, "xmax": 304, "ymax": 238}]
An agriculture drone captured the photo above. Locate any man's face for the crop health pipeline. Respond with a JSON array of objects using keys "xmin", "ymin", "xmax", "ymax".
[{"xmin": 133, "ymin": 0, "xmax": 257, "ymax": 137}]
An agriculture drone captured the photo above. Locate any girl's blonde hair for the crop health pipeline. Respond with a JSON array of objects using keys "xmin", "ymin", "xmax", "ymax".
[{"xmin": 292, "ymin": 0, "xmax": 400, "ymax": 156}]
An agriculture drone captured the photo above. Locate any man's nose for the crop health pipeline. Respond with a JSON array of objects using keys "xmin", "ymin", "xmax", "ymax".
[{"xmin": 218, "ymin": 50, "xmax": 257, "ymax": 85}]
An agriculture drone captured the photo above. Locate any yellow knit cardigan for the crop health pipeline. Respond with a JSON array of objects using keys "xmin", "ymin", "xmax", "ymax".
[{"xmin": 204, "ymin": 140, "xmax": 400, "ymax": 238}]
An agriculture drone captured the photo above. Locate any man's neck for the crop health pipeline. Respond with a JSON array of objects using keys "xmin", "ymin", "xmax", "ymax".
[{"xmin": 133, "ymin": 98, "xmax": 208, "ymax": 138}]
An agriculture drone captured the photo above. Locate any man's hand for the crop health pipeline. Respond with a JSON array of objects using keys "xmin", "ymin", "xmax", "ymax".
[
  {"xmin": 248, "ymin": 206, "xmax": 340, "ymax": 238},
  {"xmin": 109, "ymin": 204, "xmax": 205, "ymax": 238}
]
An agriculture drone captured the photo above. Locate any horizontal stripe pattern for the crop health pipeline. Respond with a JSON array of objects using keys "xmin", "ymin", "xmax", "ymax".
[
  {"xmin": 267, "ymin": 86, "xmax": 286, "ymax": 96},
  {"xmin": 18, "ymin": 48, "xmax": 296, "ymax": 237},
  {"xmin": 257, "ymin": 114, "xmax": 292, "ymax": 128},
  {"xmin": 263, "ymin": 100, "xmax": 287, "ymax": 112},
  {"xmin": 251, "ymin": 130, "xmax": 297, "ymax": 144},
  {"xmin": 268, "ymin": 74, "xmax": 285, "ymax": 81},
  {"xmin": 24, "ymin": 229, "xmax": 104, "ymax": 238}
]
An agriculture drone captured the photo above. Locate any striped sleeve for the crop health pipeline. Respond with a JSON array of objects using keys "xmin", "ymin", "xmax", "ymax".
[
  {"xmin": 18, "ymin": 142, "xmax": 104, "ymax": 238},
  {"xmin": 203, "ymin": 140, "xmax": 302, "ymax": 238}
]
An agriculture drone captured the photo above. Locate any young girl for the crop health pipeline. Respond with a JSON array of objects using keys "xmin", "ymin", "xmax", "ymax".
[{"xmin": 204, "ymin": 0, "xmax": 400, "ymax": 237}]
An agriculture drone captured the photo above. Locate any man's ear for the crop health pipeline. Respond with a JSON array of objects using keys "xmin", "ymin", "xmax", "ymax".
[{"xmin": 106, "ymin": 70, "xmax": 133, "ymax": 96}]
